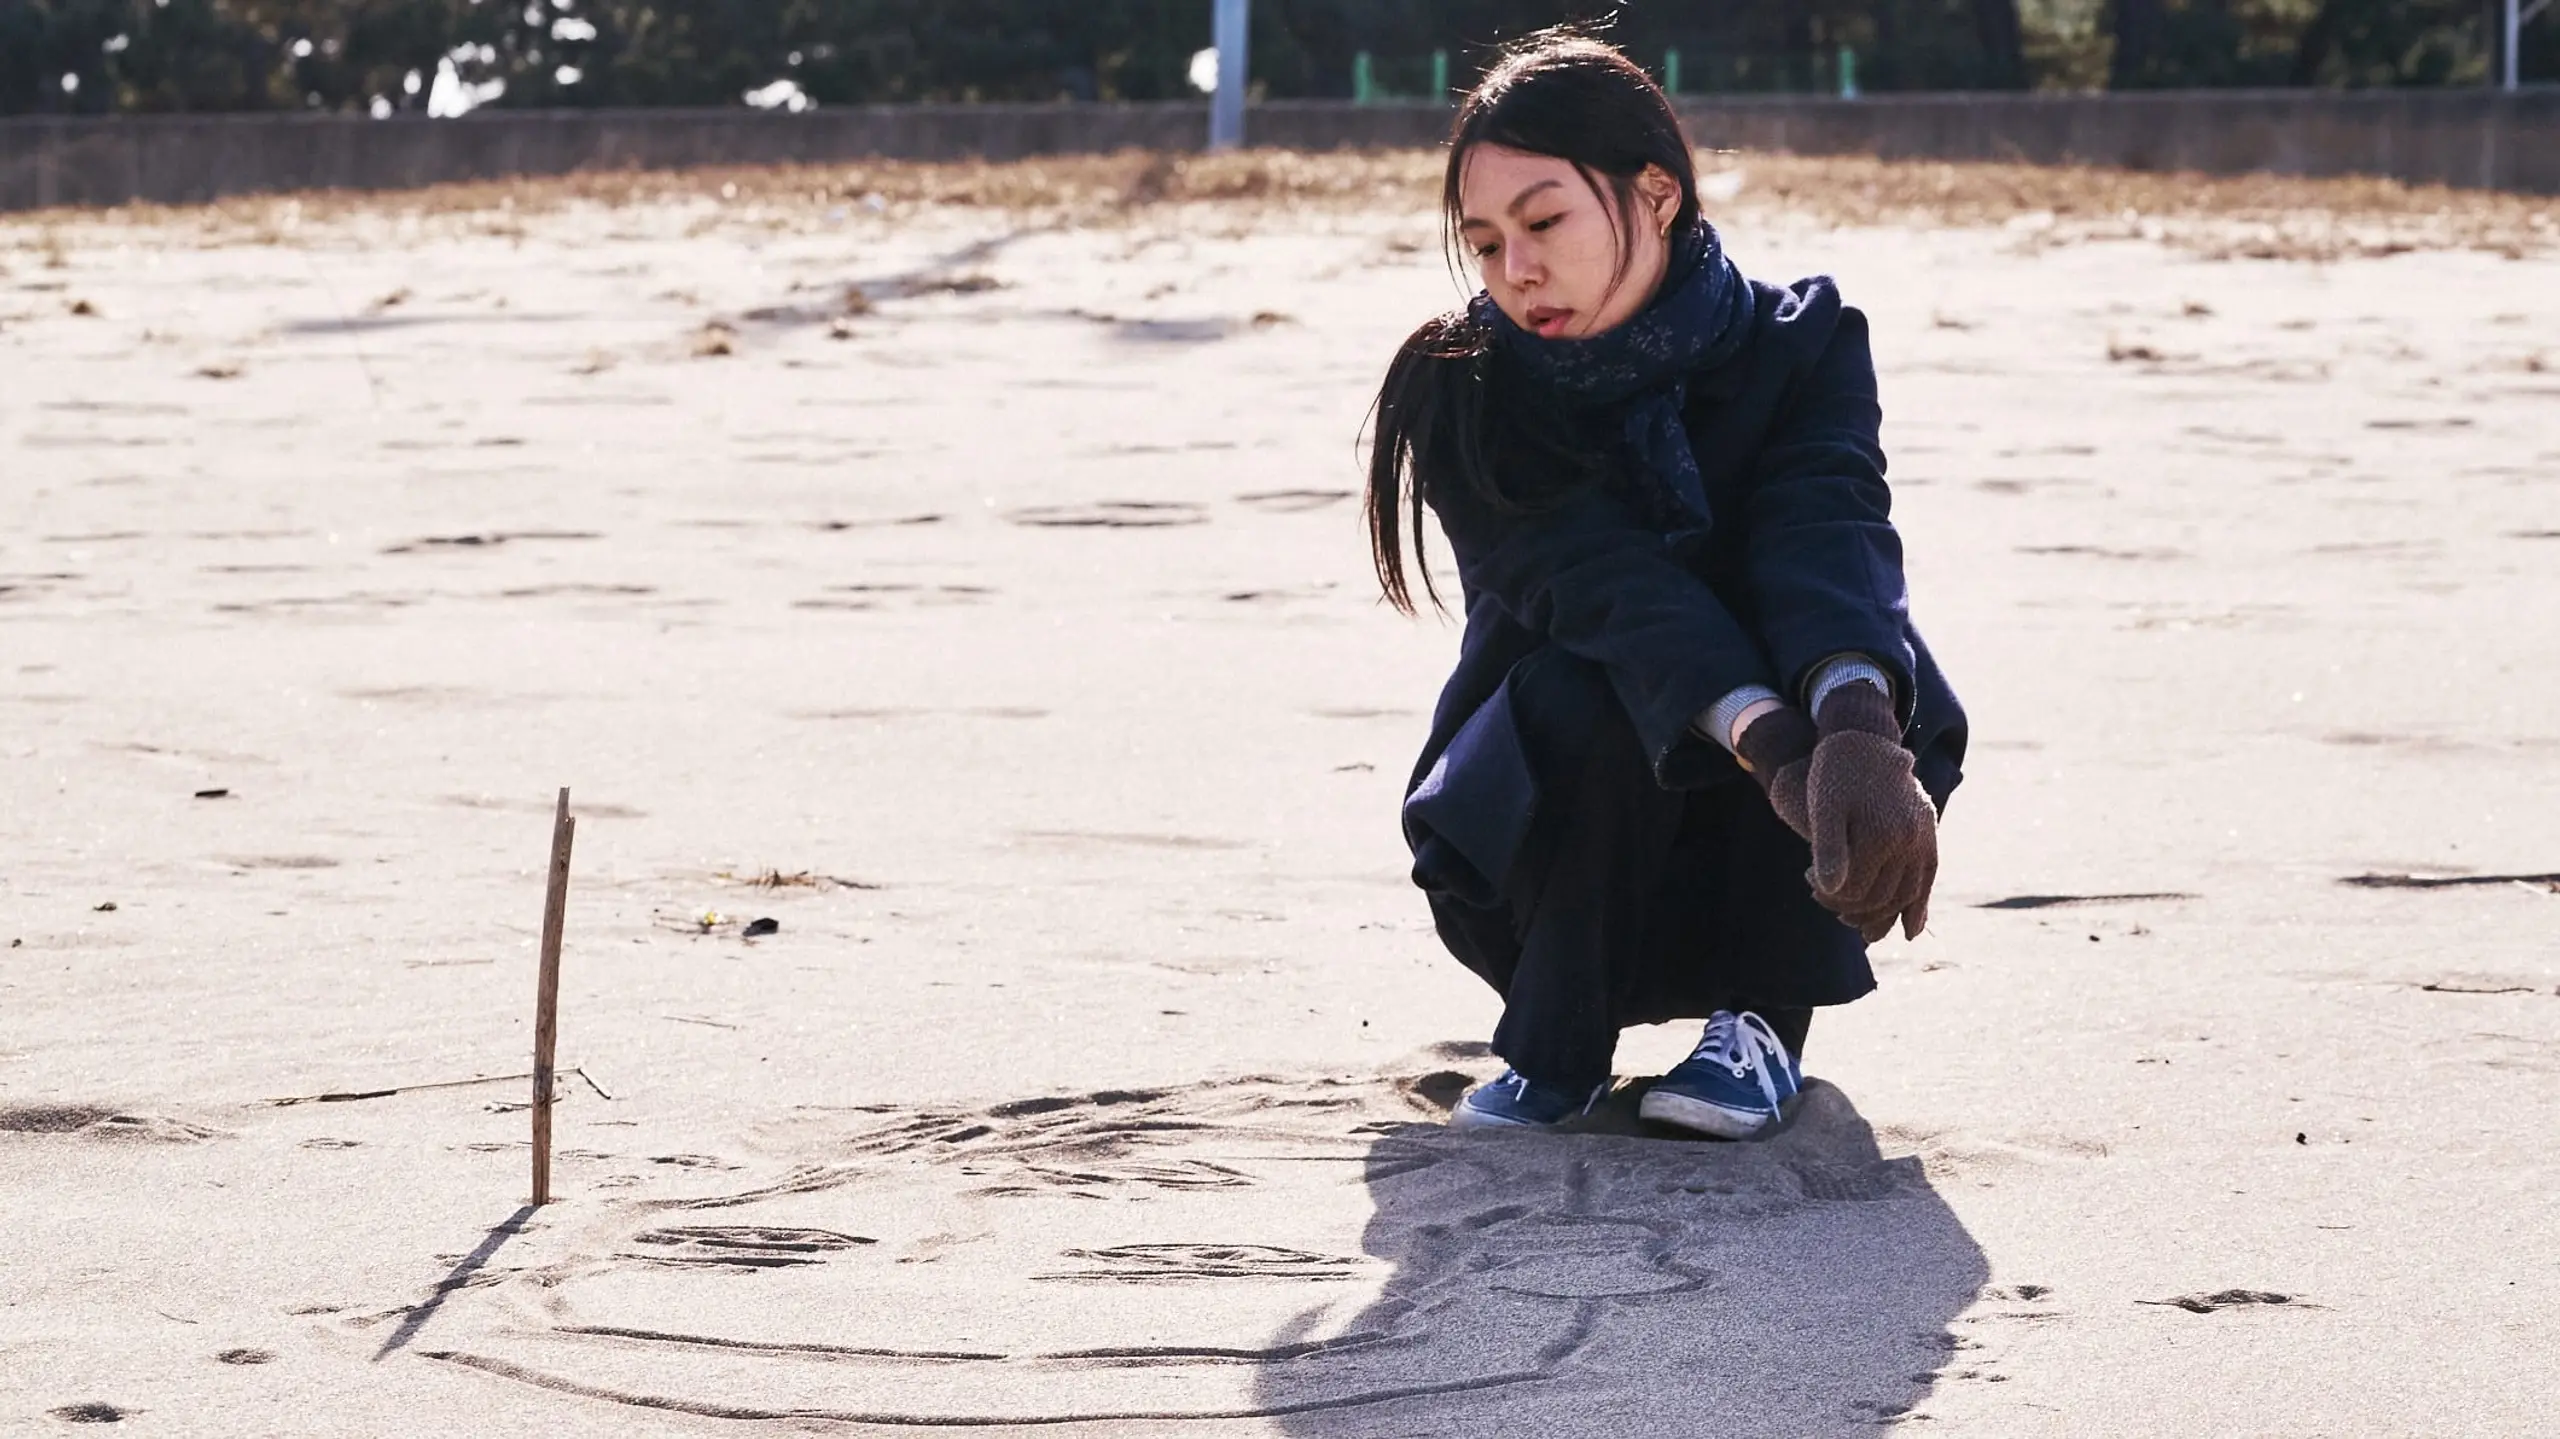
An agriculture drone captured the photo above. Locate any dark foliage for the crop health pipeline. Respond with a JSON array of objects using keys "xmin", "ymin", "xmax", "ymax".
[{"xmin": 0, "ymin": 0, "xmax": 2545, "ymax": 116}]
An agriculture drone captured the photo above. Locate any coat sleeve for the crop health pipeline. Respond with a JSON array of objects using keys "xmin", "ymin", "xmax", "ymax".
[
  {"xmin": 1735, "ymin": 281, "xmax": 1920, "ymax": 723},
  {"xmin": 1432, "ymin": 480, "xmax": 1777, "ymax": 787}
]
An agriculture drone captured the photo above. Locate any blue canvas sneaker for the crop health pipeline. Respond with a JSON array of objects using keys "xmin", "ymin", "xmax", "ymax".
[
  {"xmin": 1450, "ymin": 1068, "xmax": 1610, "ymax": 1130},
  {"xmin": 1637, "ymin": 1010, "xmax": 1802, "ymax": 1138}
]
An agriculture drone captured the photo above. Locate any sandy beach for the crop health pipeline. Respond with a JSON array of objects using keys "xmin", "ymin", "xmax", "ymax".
[{"xmin": 3, "ymin": 153, "xmax": 2557, "ymax": 1434}]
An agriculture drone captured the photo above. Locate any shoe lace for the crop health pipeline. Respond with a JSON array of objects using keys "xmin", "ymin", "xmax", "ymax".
[
  {"xmin": 1500, "ymin": 1069, "xmax": 1604, "ymax": 1116},
  {"xmin": 1692, "ymin": 1010, "xmax": 1789, "ymax": 1115}
]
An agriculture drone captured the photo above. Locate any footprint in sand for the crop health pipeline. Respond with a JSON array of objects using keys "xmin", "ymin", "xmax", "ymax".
[
  {"xmin": 1975, "ymin": 892, "xmax": 2196, "ymax": 910},
  {"xmin": 1011, "ymin": 828, "xmax": 1250, "ymax": 853},
  {"xmin": 806, "ymin": 514, "xmax": 945, "ymax": 532},
  {"xmin": 1235, "ymin": 488, "xmax": 1353, "ymax": 513},
  {"xmin": 0, "ymin": 1105, "xmax": 218, "ymax": 1144},
  {"xmin": 623, "ymin": 1226, "xmax": 875, "ymax": 1269},
  {"xmin": 793, "ymin": 583, "xmax": 995, "ymax": 611},
  {"xmin": 1005, "ymin": 500, "xmax": 1205, "ymax": 529},
  {"xmin": 1038, "ymin": 1243, "xmax": 1370, "ymax": 1283},
  {"xmin": 2144, "ymin": 1288, "xmax": 2300, "ymax": 1313},
  {"xmin": 215, "ymin": 854, "xmax": 341, "ymax": 871},
  {"xmin": 0, "ymin": 1103, "xmax": 114, "ymax": 1134}
]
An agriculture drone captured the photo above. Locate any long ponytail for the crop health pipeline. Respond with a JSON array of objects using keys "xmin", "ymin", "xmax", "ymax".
[
  {"xmin": 1365, "ymin": 313, "xmax": 1483, "ymax": 616},
  {"xmin": 1363, "ymin": 311, "xmax": 1614, "ymax": 615}
]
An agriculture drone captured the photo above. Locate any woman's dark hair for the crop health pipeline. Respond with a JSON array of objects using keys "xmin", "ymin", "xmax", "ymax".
[{"xmin": 1365, "ymin": 27, "xmax": 1703, "ymax": 614}]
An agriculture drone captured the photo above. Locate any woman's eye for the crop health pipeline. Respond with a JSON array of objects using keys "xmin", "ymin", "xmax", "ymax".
[
  {"xmin": 1526, "ymin": 214, "xmax": 1562, "ymax": 232},
  {"xmin": 1473, "ymin": 244, "xmax": 1499, "ymax": 259}
]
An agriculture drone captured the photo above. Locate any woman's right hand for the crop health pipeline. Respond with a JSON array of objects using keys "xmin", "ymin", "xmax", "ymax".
[{"xmin": 1734, "ymin": 705, "xmax": 1818, "ymax": 843}]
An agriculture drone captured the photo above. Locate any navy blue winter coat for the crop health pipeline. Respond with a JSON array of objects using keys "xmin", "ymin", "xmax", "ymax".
[{"xmin": 1402, "ymin": 276, "xmax": 1967, "ymax": 906}]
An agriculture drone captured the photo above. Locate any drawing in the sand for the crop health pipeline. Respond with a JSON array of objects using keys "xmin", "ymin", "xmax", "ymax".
[
  {"xmin": 1365, "ymin": 30, "xmax": 1961, "ymax": 1136},
  {"xmin": 396, "ymin": 1058, "xmax": 1991, "ymax": 1427},
  {"xmin": 7, "ymin": 12, "xmax": 2558, "ymax": 1431}
]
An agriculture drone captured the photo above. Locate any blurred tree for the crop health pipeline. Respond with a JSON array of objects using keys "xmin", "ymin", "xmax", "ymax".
[
  {"xmin": 2287, "ymin": 0, "xmax": 2498, "ymax": 87},
  {"xmin": 2107, "ymin": 0, "xmax": 2166, "ymax": 84},
  {"xmin": 1976, "ymin": 0, "xmax": 2029, "ymax": 85}
]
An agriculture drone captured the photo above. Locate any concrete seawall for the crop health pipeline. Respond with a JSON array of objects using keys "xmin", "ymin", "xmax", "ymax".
[{"xmin": 4, "ymin": 88, "xmax": 2554, "ymax": 213}]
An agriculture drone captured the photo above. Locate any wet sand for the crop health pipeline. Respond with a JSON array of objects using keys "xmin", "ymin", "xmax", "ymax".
[{"xmin": 2, "ymin": 156, "xmax": 2556, "ymax": 1434}]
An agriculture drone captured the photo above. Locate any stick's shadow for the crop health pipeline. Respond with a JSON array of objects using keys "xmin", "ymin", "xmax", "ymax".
[
  {"xmin": 1259, "ymin": 1079, "xmax": 1988, "ymax": 1436},
  {"xmin": 372, "ymin": 1204, "xmax": 537, "ymax": 1361}
]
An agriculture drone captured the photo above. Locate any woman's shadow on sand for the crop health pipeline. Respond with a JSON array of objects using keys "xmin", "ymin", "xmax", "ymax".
[{"xmin": 1257, "ymin": 1064, "xmax": 1989, "ymax": 1437}]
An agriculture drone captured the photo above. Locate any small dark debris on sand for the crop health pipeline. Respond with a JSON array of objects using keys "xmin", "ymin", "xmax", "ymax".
[
  {"xmin": 718, "ymin": 868, "xmax": 881, "ymax": 891},
  {"xmin": 742, "ymin": 917, "xmax": 780, "ymax": 939},
  {"xmin": 50, "ymin": 1401, "xmax": 127, "ymax": 1423},
  {"xmin": 917, "ymin": 272, "xmax": 1003, "ymax": 295}
]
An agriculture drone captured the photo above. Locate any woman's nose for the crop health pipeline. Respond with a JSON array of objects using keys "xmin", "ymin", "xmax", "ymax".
[{"xmin": 1502, "ymin": 238, "xmax": 1541, "ymax": 290}]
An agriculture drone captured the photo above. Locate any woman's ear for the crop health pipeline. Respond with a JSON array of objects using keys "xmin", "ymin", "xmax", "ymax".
[{"xmin": 1636, "ymin": 163, "xmax": 1682, "ymax": 234}]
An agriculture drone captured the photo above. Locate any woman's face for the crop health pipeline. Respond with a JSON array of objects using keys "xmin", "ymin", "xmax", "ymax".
[{"xmin": 1457, "ymin": 145, "xmax": 1682, "ymax": 341}]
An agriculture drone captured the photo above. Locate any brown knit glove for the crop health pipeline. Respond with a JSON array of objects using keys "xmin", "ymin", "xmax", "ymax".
[
  {"xmin": 1734, "ymin": 705, "xmax": 1817, "ymax": 843},
  {"xmin": 1804, "ymin": 683, "xmax": 1938, "ymax": 943}
]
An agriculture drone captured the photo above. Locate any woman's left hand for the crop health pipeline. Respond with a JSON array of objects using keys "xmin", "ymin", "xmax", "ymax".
[{"xmin": 1803, "ymin": 686, "xmax": 1939, "ymax": 942}]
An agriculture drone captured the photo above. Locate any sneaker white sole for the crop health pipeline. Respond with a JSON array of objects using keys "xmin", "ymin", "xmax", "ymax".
[
  {"xmin": 1638, "ymin": 1088, "xmax": 1779, "ymax": 1139},
  {"xmin": 1448, "ymin": 1103, "xmax": 1540, "ymax": 1131}
]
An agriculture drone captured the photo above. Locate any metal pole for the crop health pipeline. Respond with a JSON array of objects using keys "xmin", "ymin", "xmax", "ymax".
[
  {"xmin": 2511, "ymin": 0, "xmax": 2554, "ymax": 89},
  {"xmin": 1211, "ymin": 0, "xmax": 1249, "ymax": 150},
  {"xmin": 2513, "ymin": 0, "xmax": 2525, "ymax": 91}
]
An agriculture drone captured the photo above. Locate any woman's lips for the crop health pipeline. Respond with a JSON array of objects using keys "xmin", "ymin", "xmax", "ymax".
[{"xmin": 1525, "ymin": 306, "xmax": 1575, "ymax": 338}]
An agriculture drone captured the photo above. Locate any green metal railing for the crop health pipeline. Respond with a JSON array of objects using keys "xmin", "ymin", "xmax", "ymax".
[{"xmin": 1351, "ymin": 47, "xmax": 1865, "ymax": 103}]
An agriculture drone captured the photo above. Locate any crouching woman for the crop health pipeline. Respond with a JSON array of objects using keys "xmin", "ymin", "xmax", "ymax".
[{"xmin": 1367, "ymin": 32, "xmax": 1967, "ymax": 1136}]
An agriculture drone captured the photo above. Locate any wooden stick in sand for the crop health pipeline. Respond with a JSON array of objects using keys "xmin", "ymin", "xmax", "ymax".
[{"xmin": 531, "ymin": 787, "xmax": 575, "ymax": 1205}]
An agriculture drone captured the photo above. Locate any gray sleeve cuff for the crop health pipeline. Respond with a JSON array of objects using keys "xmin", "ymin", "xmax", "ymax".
[
  {"xmin": 1806, "ymin": 653, "xmax": 1894, "ymax": 717},
  {"xmin": 1695, "ymin": 684, "xmax": 1785, "ymax": 755}
]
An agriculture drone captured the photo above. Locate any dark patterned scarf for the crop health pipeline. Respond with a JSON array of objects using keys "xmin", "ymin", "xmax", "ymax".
[{"xmin": 1469, "ymin": 217, "xmax": 1752, "ymax": 528}]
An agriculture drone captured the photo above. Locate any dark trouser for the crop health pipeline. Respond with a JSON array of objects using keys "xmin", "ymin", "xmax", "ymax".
[{"xmin": 1426, "ymin": 653, "xmax": 1872, "ymax": 1090}]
